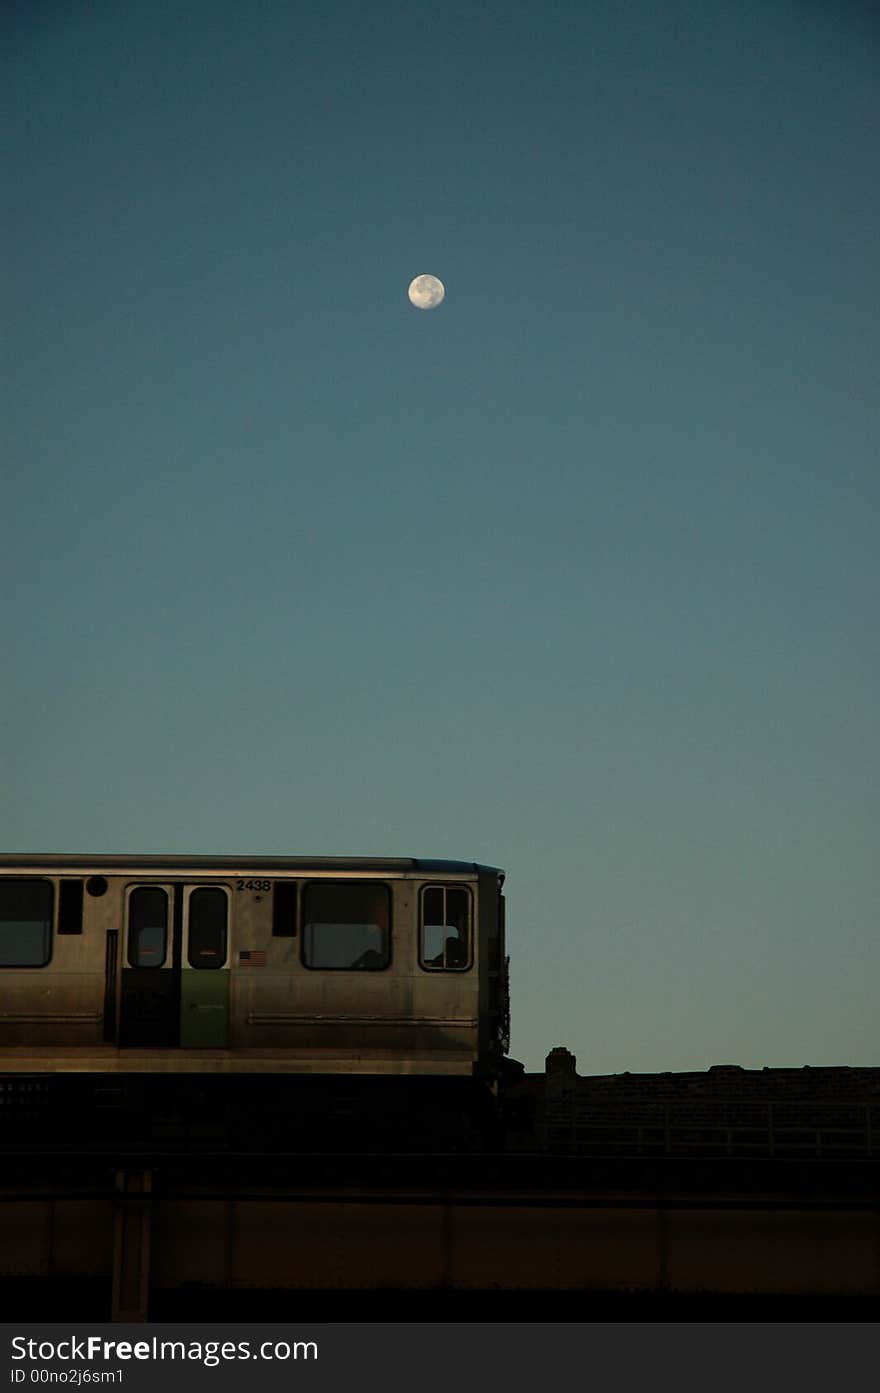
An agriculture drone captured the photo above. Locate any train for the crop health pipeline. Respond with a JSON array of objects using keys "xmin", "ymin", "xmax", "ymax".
[{"xmin": 0, "ymin": 853, "xmax": 512, "ymax": 1149}]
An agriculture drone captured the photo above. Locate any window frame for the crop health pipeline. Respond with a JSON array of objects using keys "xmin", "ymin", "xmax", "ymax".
[
  {"xmin": 0, "ymin": 877, "xmax": 54, "ymax": 968},
  {"xmin": 418, "ymin": 883, "xmax": 474, "ymax": 972},
  {"xmin": 300, "ymin": 879, "xmax": 392, "ymax": 972}
]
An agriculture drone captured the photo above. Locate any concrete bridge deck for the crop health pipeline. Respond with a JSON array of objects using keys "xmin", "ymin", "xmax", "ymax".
[{"xmin": 2, "ymin": 1149, "xmax": 878, "ymax": 1320}]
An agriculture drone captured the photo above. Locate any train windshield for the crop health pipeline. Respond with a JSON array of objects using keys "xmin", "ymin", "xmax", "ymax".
[{"xmin": 420, "ymin": 885, "xmax": 472, "ymax": 970}]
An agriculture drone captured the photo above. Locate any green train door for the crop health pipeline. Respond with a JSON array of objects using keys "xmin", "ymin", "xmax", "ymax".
[
  {"xmin": 180, "ymin": 885, "xmax": 230, "ymax": 1047},
  {"xmin": 119, "ymin": 883, "xmax": 230, "ymax": 1048}
]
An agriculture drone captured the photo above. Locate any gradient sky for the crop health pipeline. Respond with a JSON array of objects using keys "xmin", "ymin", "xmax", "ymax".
[{"xmin": 5, "ymin": 0, "xmax": 878, "ymax": 1073}]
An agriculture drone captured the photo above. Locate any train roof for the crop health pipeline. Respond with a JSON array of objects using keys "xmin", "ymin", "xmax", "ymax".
[{"xmin": 0, "ymin": 853, "xmax": 504, "ymax": 878}]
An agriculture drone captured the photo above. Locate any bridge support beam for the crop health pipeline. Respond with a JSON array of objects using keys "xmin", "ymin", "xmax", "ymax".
[{"xmin": 111, "ymin": 1169, "xmax": 152, "ymax": 1322}]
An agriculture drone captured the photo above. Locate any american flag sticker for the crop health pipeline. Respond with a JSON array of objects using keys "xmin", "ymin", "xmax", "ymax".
[{"xmin": 238, "ymin": 949, "xmax": 267, "ymax": 966}]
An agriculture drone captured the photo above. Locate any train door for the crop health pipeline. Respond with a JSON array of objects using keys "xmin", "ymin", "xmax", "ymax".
[
  {"xmin": 179, "ymin": 885, "xmax": 230, "ymax": 1047},
  {"xmin": 119, "ymin": 883, "xmax": 177, "ymax": 1047},
  {"xmin": 118, "ymin": 883, "xmax": 230, "ymax": 1048}
]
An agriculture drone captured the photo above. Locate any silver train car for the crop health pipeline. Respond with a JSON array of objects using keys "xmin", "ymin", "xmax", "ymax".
[{"xmin": 0, "ymin": 854, "xmax": 510, "ymax": 1147}]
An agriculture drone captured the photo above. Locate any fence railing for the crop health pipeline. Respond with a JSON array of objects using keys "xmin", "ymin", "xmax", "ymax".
[{"xmin": 543, "ymin": 1099, "xmax": 879, "ymax": 1158}]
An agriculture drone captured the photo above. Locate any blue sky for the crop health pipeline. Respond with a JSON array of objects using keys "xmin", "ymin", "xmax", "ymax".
[{"xmin": 5, "ymin": 0, "xmax": 878, "ymax": 1072}]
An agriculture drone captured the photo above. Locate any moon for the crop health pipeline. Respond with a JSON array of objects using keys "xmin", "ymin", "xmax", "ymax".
[{"xmin": 408, "ymin": 274, "xmax": 445, "ymax": 310}]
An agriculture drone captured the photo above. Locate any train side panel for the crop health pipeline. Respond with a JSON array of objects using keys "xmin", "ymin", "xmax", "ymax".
[{"xmin": 0, "ymin": 859, "xmax": 503, "ymax": 1081}]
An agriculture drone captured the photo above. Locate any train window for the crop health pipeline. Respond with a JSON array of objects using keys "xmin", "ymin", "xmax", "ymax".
[
  {"xmin": 188, "ymin": 887, "xmax": 228, "ymax": 969},
  {"xmin": 127, "ymin": 887, "xmax": 168, "ymax": 968},
  {"xmin": 272, "ymin": 881, "xmax": 297, "ymax": 937},
  {"xmin": 58, "ymin": 879, "xmax": 84, "ymax": 935},
  {"xmin": 420, "ymin": 885, "xmax": 472, "ymax": 971},
  {"xmin": 302, "ymin": 882, "xmax": 390, "ymax": 970},
  {"xmin": 0, "ymin": 879, "xmax": 53, "ymax": 967}
]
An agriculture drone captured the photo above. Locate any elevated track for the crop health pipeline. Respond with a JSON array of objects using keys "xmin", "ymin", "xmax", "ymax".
[{"xmin": 2, "ymin": 1147, "xmax": 878, "ymax": 1321}]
